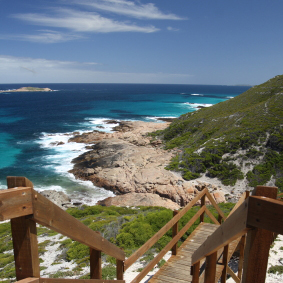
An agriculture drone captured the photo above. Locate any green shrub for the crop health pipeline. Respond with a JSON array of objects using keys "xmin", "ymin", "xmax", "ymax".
[
  {"xmin": 102, "ymin": 265, "xmax": 116, "ymax": 280},
  {"xmin": 268, "ymin": 265, "xmax": 283, "ymax": 274}
]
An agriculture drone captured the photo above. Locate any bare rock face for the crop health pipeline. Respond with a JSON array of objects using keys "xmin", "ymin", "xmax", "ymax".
[
  {"xmin": 39, "ymin": 190, "xmax": 73, "ymax": 210},
  {"xmin": 97, "ymin": 193, "xmax": 180, "ymax": 210},
  {"xmin": 213, "ymin": 191, "xmax": 226, "ymax": 203},
  {"xmin": 69, "ymin": 121, "xmax": 228, "ymax": 207}
]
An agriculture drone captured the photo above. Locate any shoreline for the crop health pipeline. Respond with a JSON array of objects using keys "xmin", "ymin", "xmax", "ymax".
[{"xmin": 68, "ymin": 120, "xmax": 234, "ymax": 209}]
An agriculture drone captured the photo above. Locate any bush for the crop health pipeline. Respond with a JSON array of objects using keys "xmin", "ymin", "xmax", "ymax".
[{"xmin": 268, "ymin": 265, "xmax": 283, "ymax": 274}]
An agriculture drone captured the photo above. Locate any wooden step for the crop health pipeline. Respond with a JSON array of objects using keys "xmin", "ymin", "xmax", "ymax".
[{"xmin": 148, "ymin": 222, "xmax": 219, "ymax": 283}]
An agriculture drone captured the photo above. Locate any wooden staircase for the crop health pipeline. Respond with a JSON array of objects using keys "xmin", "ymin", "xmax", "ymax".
[
  {"xmin": 149, "ymin": 222, "xmax": 219, "ymax": 283},
  {"xmin": 0, "ymin": 177, "xmax": 282, "ymax": 283}
]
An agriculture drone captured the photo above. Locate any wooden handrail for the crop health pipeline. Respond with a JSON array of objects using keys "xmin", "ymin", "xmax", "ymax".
[
  {"xmin": 124, "ymin": 188, "xmax": 207, "ymax": 270},
  {"xmin": 1, "ymin": 176, "xmax": 232, "ymax": 283},
  {"xmin": 192, "ymin": 198, "xmax": 250, "ymax": 265},
  {"xmin": 125, "ymin": 188, "xmax": 225, "ymax": 271},
  {"xmin": 15, "ymin": 279, "xmax": 125, "ymax": 283},
  {"xmin": 0, "ymin": 186, "xmax": 125, "ymax": 261},
  {"xmin": 227, "ymin": 190, "xmax": 249, "ymax": 218},
  {"xmin": 205, "ymin": 191, "xmax": 226, "ymax": 222},
  {"xmin": 130, "ymin": 206, "xmax": 206, "ymax": 283},
  {"xmin": 192, "ymin": 195, "xmax": 283, "ymax": 265}
]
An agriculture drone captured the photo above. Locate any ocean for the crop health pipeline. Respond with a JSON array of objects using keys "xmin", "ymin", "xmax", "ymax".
[{"xmin": 0, "ymin": 83, "xmax": 250, "ymax": 205}]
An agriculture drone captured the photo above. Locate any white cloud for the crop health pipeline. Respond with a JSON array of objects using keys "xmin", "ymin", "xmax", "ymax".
[
  {"xmin": 0, "ymin": 55, "xmax": 192, "ymax": 84},
  {"xmin": 13, "ymin": 9, "xmax": 158, "ymax": 33},
  {"xmin": 0, "ymin": 55, "xmax": 98, "ymax": 72},
  {"xmin": 77, "ymin": 0, "xmax": 186, "ymax": 20},
  {"xmin": 167, "ymin": 26, "xmax": 179, "ymax": 32},
  {"xmin": 0, "ymin": 30, "xmax": 83, "ymax": 43}
]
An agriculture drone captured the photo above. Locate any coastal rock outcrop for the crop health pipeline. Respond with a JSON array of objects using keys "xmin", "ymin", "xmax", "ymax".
[
  {"xmin": 97, "ymin": 193, "xmax": 180, "ymax": 210},
  {"xmin": 70, "ymin": 121, "xmax": 228, "ymax": 207},
  {"xmin": 39, "ymin": 190, "xmax": 78, "ymax": 210}
]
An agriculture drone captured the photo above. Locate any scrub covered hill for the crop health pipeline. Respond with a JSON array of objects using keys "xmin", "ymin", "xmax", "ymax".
[{"xmin": 154, "ymin": 75, "xmax": 283, "ymax": 191}]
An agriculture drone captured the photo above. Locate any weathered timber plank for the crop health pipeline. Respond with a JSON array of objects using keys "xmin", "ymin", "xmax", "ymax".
[
  {"xmin": 204, "ymin": 251, "xmax": 217, "ymax": 283},
  {"xmin": 192, "ymin": 261, "xmax": 200, "ymax": 283},
  {"xmin": 200, "ymin": 237, "xmax": 241, "ymax": 283},
  {"xmin": 7, "ymin": 177, "xmax": 40, "ymax": 281},
  {"xmin": 155, "ymin": 267, "xmax": 192, "ymax": 280},
  {"xmin": 130, "ymin": 206, "xmax": 206, "ymax": 283},
  {"xmin": 32, "ymin": 189, "xmax": 125, "ymax": 261},
  {"xmin": 200, "ymin": 195, "xmax": 205, "ymax": 222},
  {"xmin": 38, "ymin": 279, "xmax": 125, "ymax": 283},
  {"xmin": 90, "ymin": 248, "xmax": 101, "ymax": 279},
  {"xmin": 11, "ymin": 217, "xmax": 40, "ymax": 280},
  {"xmin": 7, "ymin": 176, "xmax": 34, "ymax": 189},
  {"xmin": 0, "ymin": 187, "xmax": 33, "ymax": 220},
  {"xmin": 220, "ymin": 245, "xmax": 229, "ymax": 283},
  {"xmin": 150, "ymin": 274, "xmax": 188, "ymax": 283},
  {"xmin": 204, "ymin": 207, "xmax": 220, "ymax": 225},
  {"xmin": 149, "ymin": 223, "xmax": 218, "ymax": 283},
  {"xmin": 238, "ymin": 235, "xmax": 246, "ymax": 280},
  {"xmin": 117, "ymin": 259, "xmax": 124, "ymax": 280},
  {"xmin": 125, "ymin": 189, "xmax": 207, "ymax": 270},
  {"xmin": 15, "ymin": 278, "xmax": 39, "ymax": 283},
  {"xmin": 242, "ymin": 186, "xmax": 278, "ymax": 283},
  {"xmin": 159, "ymin": 263, "xmax": 192, "ymax": 276},
  {"xmin": 204, "ymin": 192, "xmax": 226, "ymax": 221},
  {"xmin": 192, "ymin": 199, "xmax": 249, "ymax": 264},
  {"xmin": 227, "ymin": 266, "xmax": 240, "ymax": 283},
  {"xmin": 247, "ymin": 196, "xmax": 283, "ymax": 234},
  {"xmin": 228, "ymin": 191, "xmax": 249, "ymax": 218},
  {"xmin": 172, "ymin": 210, "xmax": 179, "ymax": 255}
]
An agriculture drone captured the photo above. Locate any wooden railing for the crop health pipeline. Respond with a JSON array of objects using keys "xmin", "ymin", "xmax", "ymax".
[
  {"xmin": 0, "ymin": 176, "xmax": 125, "ymax": 283},
  {"xmin": 124, "ymin": 188, "xmax": 227, "ymax": 283},
  {"xmin": 3, "ymin": 177, "xmax": 279, "ymax": 283},
  {"xmin": 191, "ymin": 186, "xmax": 280, "ymax": 283}
]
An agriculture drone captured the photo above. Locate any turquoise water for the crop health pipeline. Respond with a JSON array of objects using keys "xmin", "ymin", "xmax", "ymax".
[
  {"xmin": 0, "ymin": 83, "xmax": 250, "ymax": 203},
  {"xmin": 0, "ymin": 132, "xmax": 22, "ymax": 169}
]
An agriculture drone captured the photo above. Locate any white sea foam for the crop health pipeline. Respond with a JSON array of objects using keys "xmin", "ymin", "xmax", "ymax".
[
  {"xmin": 191, "ymin": 93, "xmax": 204, "ymax": 96},
  {"xmin": 145, "ymin": 116, "xmax": 176, "ymax": 122},
  {"xmin": 184, "ymin": 102, "xmax": 213, "ymax": 109},
  {"xmin": 34, "ymin": 127, "xmax": 115, "ymax": 205},
  {"xmin": 226, "ymin": 96, "xmax": 234, "ymax": 99},
  {"xmin": 0, "ymin": 182, "xmax": 6, "ymax": 190},
  {"xmin": 82, "ymin": 117, "xmax": 120, "ymax": 133}
]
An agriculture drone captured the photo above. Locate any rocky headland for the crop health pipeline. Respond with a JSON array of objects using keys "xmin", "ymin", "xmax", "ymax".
[{"xmin": 69, "ymin": 120, "xmax": 229, "ymax": 209}]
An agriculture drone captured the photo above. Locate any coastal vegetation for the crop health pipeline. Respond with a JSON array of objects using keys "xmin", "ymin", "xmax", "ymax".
[
  {"xmin": 152, "ymin": 75, "xmax": 283, "ymax": 190},
  {"xmin": 0, "ymin": 203, "xmax": 234, "ymax": 281}
]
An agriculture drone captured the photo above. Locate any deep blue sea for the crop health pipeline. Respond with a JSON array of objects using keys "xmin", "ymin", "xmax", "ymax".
[{"xmin": 0, "ymin": 83, "xmax": 250, "ymax": 204}]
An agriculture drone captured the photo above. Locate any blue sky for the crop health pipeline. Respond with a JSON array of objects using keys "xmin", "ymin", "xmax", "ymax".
[{"xmin": 0, "ymin": 0, "xmax": 282, "ymax": 85}]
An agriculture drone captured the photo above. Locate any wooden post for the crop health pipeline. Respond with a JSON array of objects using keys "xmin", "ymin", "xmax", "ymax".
[
  {"xmin": 90, "ymin": 248, "xmax": 102, "ymax": 279},
  {"xmin": 116, "ymin": 259, "xmax": 124, "ymax": 280},
  {"xmin": 7, "ymin": 177, "xmax": 40, "ymax": 281},
  {"xmin": 220, "ymin": 245, "xmax": 229, "ymax": 283},
  {"xmin": 90, "ymin": 231, "xmax": 102, "ymax": 279},
  {"xmin": 172, "ymin": 210, "xmax": 179, "ymax": 255},
  {"xmin": 242, "ymin": 186, "xmax": 278, "ymax": 283},
  {"xmin": 191, "ymin": 261, "xmax": 200, "ymax": 283},
  {"xmin": 204, "ymin": 251, "xmax": 217, "ymax": 283},
  {"xmin": 237, "ymin": 235, "xmax": 246, "ymax": 280},
  {"xmin": 200, "ymin": 195, "xmax": 205, "ymax": 222}
]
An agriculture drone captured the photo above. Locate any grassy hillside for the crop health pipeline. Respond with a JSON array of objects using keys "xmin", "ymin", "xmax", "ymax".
[{"xmin": 152, "ymin": 75, "xmax": 283, "ymax": 190}]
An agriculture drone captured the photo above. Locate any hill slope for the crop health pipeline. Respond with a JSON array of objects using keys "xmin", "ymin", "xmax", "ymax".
[{"xmin": 155, "ymin": 75, "xmax": 283, "ymax": 191}]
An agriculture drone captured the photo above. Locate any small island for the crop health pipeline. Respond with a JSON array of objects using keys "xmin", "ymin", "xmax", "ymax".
[{"xmin": 0, "ymin": 87, "xmax": 53, "ymax": 93}]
